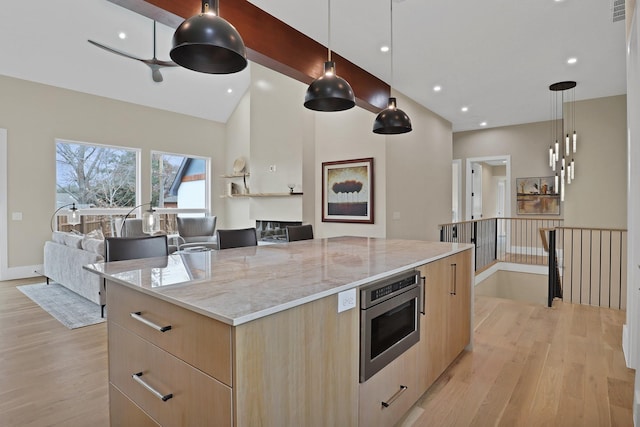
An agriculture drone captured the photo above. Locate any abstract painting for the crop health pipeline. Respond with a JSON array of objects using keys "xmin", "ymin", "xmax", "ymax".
[
  {"xmin": 516, "ymin": 176, "xmax": 560, "ymax": 215},
  {"xmin": 322, "ymin": 158, "xmax": 374, "ymax": 223}
]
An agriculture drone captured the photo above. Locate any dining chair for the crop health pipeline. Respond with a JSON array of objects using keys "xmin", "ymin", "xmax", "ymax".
[
  {"xmin": 102, "ymin": 235, "xmax": 169, "ymax": 317},
  {"xmin": 285, "ymin": 224, "xmax": 314, "ymax": 242},
  {"xmin": 104, "ymin": 235, "xmax": 169, "ymax": 262},
  {"xmin": 216, "ymin": 227, "xmax": 258, "ymax": 250}
]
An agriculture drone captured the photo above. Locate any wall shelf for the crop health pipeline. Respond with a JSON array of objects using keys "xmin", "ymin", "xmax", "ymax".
[
  {"xmin": 221, "ymin": 192, "xmax": 303, "ymax": 199},
  {"xmin": 221, "ymin": 173, "xmax": 250, "ymax": 178}
]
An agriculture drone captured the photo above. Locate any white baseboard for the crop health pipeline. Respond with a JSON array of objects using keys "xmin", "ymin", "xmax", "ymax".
[
  {"xmin": 623, "ymin": 324, "xmax": 631, "ymax": 368},
  {"xmin": 475, "ymin": 262, "xmax": 547, "ymax": 286},
  {"xmin": 0, "ymin": 264, "xmax": 43, "ymax": 281}
]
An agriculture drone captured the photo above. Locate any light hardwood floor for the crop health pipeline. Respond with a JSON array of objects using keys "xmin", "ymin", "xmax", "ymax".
[
  {"xmin": 0, "ymin": 278, "xmax": 634, "ymax": 426},
  {"xmin": 399, "ymin": 296, "xmax": 635, "ymax": 426},
  {"xmin": 0, "ymin": 277, "xmax": 108, "ymax": 427}
]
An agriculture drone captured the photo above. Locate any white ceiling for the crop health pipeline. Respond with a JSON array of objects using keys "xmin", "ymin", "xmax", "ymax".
[{"xmin": 0, "ymin": 0, "xmax": 627, "ymax": 132}]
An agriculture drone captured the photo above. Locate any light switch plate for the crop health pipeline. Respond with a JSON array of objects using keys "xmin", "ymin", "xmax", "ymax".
[
  {"xmin": 12, "ymin": 212, "xmax": 22, "ymax": 221},
  {"xmin": 337, "ymin": 288, "xmax": 357, "ymax": 313}
]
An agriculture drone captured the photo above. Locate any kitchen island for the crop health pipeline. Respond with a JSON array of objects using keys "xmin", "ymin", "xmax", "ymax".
[{"xmin": 85, "ymin": 236, "xmax": 474, "ymax": 427}]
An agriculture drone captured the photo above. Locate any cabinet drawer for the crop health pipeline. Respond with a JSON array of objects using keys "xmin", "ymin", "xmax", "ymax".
[
  {"xmin": 110, "ymin": 383, "xmax": 160, "ymax": 427},
  {"xmin": 359, "ymin": 344, "xmax": 419, "ymax": 427},
  {"xmin": 109, "ymin": 322, "xmax": 232, "ymax": 427},
  {"xmin": 107, "ymin": 282, "xmax": 232, "ymax": 386}
]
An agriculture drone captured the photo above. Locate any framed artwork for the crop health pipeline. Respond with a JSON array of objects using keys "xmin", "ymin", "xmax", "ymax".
[
  {"xmin": 516, "ymin": 176, "xmax": 560, "ymax": 215},
  {"xmin": 322, "ymin": 158, "xmax": 374, "ymax": 223}
]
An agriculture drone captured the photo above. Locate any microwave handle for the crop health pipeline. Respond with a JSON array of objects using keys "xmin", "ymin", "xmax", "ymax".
[{"xmin": 420, "ymin": 275, "xmax": 426, "ymax": 315}]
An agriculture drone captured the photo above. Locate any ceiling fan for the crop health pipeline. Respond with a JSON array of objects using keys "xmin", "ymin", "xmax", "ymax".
[{"xmin": 88, "ymin": 21, "xmax": 177, "ymax": 83}]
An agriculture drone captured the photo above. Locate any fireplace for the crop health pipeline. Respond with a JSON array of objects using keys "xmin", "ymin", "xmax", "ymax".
[{"xmin": 256, "ymin": 220, "xmax": 302, "ymax": 243}]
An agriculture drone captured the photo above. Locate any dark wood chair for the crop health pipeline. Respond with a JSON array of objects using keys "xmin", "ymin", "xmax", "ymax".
[
  {"xmin": 286, "ymin": 224, "xmax": 314, "ymax": 242},
  {"xmin": 104, "ymin": 235, "xmax": 169, "ymax": 262},
  {"xmin": 216, "ymin": 227, "xmax": 258, "ymax": 250},
  {"xmin": 102, "ymin": 235, "xmax": 169, "ymax": 317}
]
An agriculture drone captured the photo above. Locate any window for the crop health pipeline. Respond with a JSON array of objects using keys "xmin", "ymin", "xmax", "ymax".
[
  {"xmin": 56, "ymin": 140, "xmax": 138, "ymax": 208},
  {"xmin": 55, "ymin": 139, "xmax": 140, "ymax": 235},
  {"xmin": 151, "ymin": 151, "xmax": 210, "ymax": 219}
]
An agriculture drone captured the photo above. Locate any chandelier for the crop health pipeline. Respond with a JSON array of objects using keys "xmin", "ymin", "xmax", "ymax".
[{"xmin": 548, "ymin": 81, "xmax": 577, "ymax": 202}]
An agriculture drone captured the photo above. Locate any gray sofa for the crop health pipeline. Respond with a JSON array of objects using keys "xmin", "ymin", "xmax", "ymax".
[{"xmin": 43, "ymin": 232, "xmax": 105, "ymax": 307}]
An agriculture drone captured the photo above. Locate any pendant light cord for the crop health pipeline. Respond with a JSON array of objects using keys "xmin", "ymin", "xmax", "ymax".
[
  {"xmin": 327, "ymin": 0, "xmax": 332, "ymax": 62},
  {"xmin": 390, "ymin": 0, "xmax": 394, "ymax": 88}
]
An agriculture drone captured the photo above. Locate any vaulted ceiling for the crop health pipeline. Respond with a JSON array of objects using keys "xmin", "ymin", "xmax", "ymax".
[{"xmin": 0, "ymin": 0, "xmax": 626, "ymax": 132}]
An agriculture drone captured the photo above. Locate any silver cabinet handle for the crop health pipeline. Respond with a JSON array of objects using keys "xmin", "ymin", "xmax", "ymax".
[
  {"xmin": 130, "ymin": 312, "xmax": 172, "ymax": 332},
  {"xmin": 381, "ymin": 385, "xmax": 407, "ymax": 408},
  {"xmin": 132, "ymin": 372, "xmax": 173, "ymax": 402}
]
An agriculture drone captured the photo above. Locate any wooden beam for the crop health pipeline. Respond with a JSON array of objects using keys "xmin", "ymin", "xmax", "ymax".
[{"xmin": 107, "ymin": 0, "xmax": 389, "ymax": 113}]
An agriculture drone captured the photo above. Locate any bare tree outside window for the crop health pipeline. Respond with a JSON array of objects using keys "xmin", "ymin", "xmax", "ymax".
[{"xmin": 56, "ymin": 141, "xmax": 137, "ymax": 208}]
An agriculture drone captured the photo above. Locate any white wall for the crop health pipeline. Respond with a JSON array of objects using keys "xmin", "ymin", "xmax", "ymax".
[
  {"xmin": 223, "ymin": 80, "xmax": 251, "ymax": 229},
  {"xmin": 623, "ymin": 2, "xmax": 640, "ymax": 423},
  {"xmin": 249, "ymin": 63, "xmax": 307, "ymax": 223}
]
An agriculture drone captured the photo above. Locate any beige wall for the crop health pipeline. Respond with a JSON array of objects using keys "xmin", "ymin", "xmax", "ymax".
[
  {"xmin": 0, "ymin": 75, "xmax": 225, "ymax": 273},
  {"xmin": 1, "ymin": 66, "xmax": 455, "ymax": 275},
  {"xmin": 453, "ymin": 95, "xmax": 627, "ymax": 228},
  {"xmin": 385, "ymin": 91, "xmax": 453, "ymax": 241},
  {"xmin": 314, "ymin": 99, "xmax": 387, "ymax": 238}
]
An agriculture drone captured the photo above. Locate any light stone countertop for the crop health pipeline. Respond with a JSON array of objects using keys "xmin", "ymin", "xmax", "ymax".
[{"xmin": 84, "ymin": 236, "xmax": 474, "ymax": 326}]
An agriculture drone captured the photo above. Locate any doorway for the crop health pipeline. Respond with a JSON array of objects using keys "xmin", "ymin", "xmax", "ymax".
[{"xmin": 464, "ymin": 156, "xmax": 511, "ymax": 221}]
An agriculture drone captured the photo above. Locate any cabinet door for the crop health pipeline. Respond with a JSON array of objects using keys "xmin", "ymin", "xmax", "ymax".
[
  {"xmin": 420, "ymin": 258, "xmax": 450, "ymax": 389},
  {"xmin": 359, "ymin": 344, "xmax": 419, "ymax": 427},
  {"xmin": 447, "ymin": 250, "xmax": 472, "ymax": 361},
  {"xmin": 110, "ymin": 384, "xmax": 160, "ymax": 427},
  {"xmin": 418, "ymin": 249, "xmax": 473, "ymax": 392}
]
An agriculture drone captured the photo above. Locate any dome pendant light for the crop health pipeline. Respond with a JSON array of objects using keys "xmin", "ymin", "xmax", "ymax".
[
  {"xmin": 170, "ymin": 0, "xmax": 247, "ymax": 74},
  {"xmin": 373, "ymin": 0, "xmax": 412, "ymax": 134},
  {"xmin": 304, "ymin": 0, "xmax": 355, "ymax": 112}
]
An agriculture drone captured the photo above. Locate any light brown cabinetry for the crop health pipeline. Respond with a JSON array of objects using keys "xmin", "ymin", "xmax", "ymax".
[
  {"xmin": 107, "ymin": 284, "xmax": 233, "ymax": 426},
  {"xmin": 107, "ymin": 281, "xmax": 359, "ymax": 427},
  {"xmin": 358, "ymin": 248, "xmax": 472, "ymax": 427},
  {"xmin": 418, "ymin": 249, "xmax": 472, "ymax": 390},
  {"xmin": 358, "ymin": 344, "xmax": 420, "ymax": 427},
  {"xmin": 106, "ymin": 247, "xmax": 472, "ymax": 427}
]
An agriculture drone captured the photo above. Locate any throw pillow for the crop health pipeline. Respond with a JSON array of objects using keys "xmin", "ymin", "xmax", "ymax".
[
  {"xmin": 62, "ymin": 233, "xmax": 83, "ymax": 249},
  {"xmin": 51, "ymin": 231, "xmax": 67, "ymax": 244},
  {"xmin": 86, "ymin": 229, "xmax": 105, "ymax": 240},
  {"xmin": 82, "ymin": 236, "xmax": 105, "ymax": 256}
]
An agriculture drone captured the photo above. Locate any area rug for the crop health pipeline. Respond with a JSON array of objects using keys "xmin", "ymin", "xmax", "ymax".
[{"xmin": 17, "ymin": 282, "xmax": 105, "ymax": 329}]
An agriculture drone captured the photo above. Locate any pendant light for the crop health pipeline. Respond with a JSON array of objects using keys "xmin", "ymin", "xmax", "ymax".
[
  {"xmin": 373, "ymin": 0, "xmax": 412, "ymax": 134},
  {"xmin": 170, "ymin": 0, "xmax": 247, "ymax": 74},
  {"xmin": 304, "ymin": 0, "xmax": 356, "ymax": 112},
  {"xmin": 547, "ymin": 81, "xmax": 577, "ymax": 201}
]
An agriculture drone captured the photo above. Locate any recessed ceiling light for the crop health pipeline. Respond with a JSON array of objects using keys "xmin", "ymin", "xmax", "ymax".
[
  {"xmin": 227, "ymin": 88, "xmax": 233, "ymax": 94},
  {"xmin": 118, "ymin": 32, "xmax": 127, "ymax": 40},
  {"xmin": 480, "ymin": 121, "xmax": 487, "ymax": 127},
  {"xmin": 433, "ymin": 85, "xmax": 442, "ymax": 92},
  {"xmin": 380, "ymin": 45, "xmax": 390, "ymax": 53},
  {"xmin": 567, "ymin": 57, "xmax": 577, "ymax": 65},
  {"xmin": 461, "ymin": 106, "xmax": 469, "ymax": 112}
]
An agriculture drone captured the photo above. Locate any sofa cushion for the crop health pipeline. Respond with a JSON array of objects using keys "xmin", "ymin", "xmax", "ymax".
[
  {"xmin": 81, "ymin": 236, "xmax": 104, "ymax": 255},
  {"xmin": 62, "ymin": 233, "xmax": 83, "ymax": 249},
  {"xmin": 52, "ymin": 231, "xmax": 66, "ymax": 245}
]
